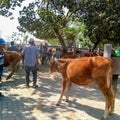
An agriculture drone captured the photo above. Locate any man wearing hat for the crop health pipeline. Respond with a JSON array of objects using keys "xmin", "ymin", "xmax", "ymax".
[
  {"xmin": 22, "ymin": 38, "xmax": 39, "ymax": 88},
  {"xmin": 0, "ymin": 38, "xmax": 7, "ymax": 97}
]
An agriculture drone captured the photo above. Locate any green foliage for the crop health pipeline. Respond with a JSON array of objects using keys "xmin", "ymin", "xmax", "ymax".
[
  {"xmin": 63, "ymin": 21, "xmax": 83, "ymax": 47},
  {"xmin": 18, "ymin": 0, "xmax": 73, "ymax": 47},
  {"xmin": 11, "ymin": 32, "xmax": 28, "ymax": 44},
  {"xmin": 0, "ymin": 0, "xmax": 24, "ymax": 17},
  {"xmin": 47, "ymin": 38, "xmax": 59, "ymax": 46},
  {"xmin": 1, "ymin": 0, "xmax": 120, "ymax": 49},
  {"xmin": 18, "ymin": 4, "xmax": 57, "ymax": 40},
  {"xmin": 74, "ymin": 0, "xmax": 120, "ymax": 49}
]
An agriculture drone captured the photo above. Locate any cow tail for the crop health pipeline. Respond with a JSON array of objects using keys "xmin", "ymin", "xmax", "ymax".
[{"xmin": 107, "ymin": 62, "xmax": 113, "ymax": 89}]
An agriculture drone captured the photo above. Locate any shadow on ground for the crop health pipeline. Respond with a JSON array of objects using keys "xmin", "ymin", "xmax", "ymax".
[{"xmin": 0, "ymin": 64, "xmax": 120, "ymax": 120}]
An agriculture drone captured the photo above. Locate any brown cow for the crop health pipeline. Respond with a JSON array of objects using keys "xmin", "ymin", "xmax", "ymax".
[
  {"xmin": 61, "ymin": 51, "xmax": 103, "ymax": 59},
  {"xmin": 4, "ymin": 50, "xmax": 22, "ymax": 80},
  {"xmin": 79, "ymin": 51, "xmax": 103, "ymax": 57},
  {"xmin": 49, "ymin": 56, "xmax": 115, "ymax": 120}
]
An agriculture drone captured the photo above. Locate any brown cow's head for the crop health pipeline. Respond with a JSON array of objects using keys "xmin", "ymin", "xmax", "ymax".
[
  {"xmin": 49, "ymin": 58, "xmax": 58, "ymax": 73},
  {"xmin": 49, "ymin": 58, "xmax": 74, "ymax": 74}
]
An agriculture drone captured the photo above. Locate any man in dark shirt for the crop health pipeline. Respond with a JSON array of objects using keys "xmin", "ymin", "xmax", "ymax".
[{"xmin": 7, "ymin": 41, "xmax": 18, "ymax": 52}]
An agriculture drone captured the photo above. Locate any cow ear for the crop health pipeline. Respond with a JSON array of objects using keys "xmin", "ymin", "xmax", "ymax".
[
  {"xmin": 49, "ymin": 57, "xmax": 56, "ymax": 64},
  {"xmin": 58, "ymin": 61, "xmax": 67, "ymax": 69},
  {"xmin": 49, "ymin": 58, "xmax": 53, "ymax": 65}
]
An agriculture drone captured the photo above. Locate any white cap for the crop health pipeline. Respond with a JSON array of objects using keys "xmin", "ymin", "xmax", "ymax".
[{"xmin": 29, "ymin": 38, "xmax": 34, "ymax": 43}]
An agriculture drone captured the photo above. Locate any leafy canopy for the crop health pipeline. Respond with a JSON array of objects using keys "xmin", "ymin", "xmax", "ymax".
[{"xmin": 1, "ymin": 0, "xmax": 120, "ymax": 49}]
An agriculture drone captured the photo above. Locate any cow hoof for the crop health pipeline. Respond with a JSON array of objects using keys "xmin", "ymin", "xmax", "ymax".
[
  {"xmin": 101, "ymin": 117, "xmax": 109, "ymax": 120},
  {"xmin": 109, "ymin": 111, "xmax": 114, "ymax": 115},
  {"xmin": 109, "ymin": 109, "xmax": 114, "ymax": 115},
  {"xmin": 56, "ymin": 103, "xmax": 60, "ymax": 106},
  {"xmin": 6, "ymin": 77, "xmax": 9, "ymax": 80},
  {"xmin": 6, "ymin": 76, "xmax": 10, "ymax": 80},
  {"xmin": 65, "ymin": 99, "xmax": 69, "ymax": 102}
]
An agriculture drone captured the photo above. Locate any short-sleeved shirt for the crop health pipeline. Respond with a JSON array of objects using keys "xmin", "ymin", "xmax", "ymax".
[
  {"xmin": 22, "ymin": 44, "xmax": 39, "ymax": 67},
  {"xmin": 55, "ymin": 51, "xmax": 61, "ymax": 59}
]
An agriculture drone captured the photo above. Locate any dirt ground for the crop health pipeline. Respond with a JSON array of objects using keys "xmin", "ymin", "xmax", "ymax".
[{"xmin": 0, "ymin": 63, "xmax": 120, "ymax": 120}]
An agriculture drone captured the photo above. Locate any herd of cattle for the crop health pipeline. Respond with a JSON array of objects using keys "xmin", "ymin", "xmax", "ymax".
[{"xmin": 3, "ymin": 49, "xmax": 116, "ymax": 120}]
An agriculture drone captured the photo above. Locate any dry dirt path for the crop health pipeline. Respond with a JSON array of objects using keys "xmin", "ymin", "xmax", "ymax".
[{"xmin": 0, "ymin": 64, "xmax": 120, "ymax": 120}]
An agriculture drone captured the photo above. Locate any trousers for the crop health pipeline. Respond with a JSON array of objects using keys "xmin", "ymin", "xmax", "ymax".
[{"xmin": 24, "ymin": 65, "xmax": 37, "ymax": 86}]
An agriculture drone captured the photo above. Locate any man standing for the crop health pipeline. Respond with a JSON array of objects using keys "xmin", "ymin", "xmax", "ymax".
[
  {"xmin": 22, "ymin": 38, "xmax": 39, "ymax": 88},
  {"xmin": 0, "ymin": 38, "xmax": 6, "ymax": 97},
  {"xmin": 7, "ymin": 41, "xmax": 18, "ymax": 52}
]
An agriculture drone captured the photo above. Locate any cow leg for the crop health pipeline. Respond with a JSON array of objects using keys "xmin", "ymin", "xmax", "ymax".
[
  {"xmin": 99, "ymin": 87, "xmax": 110, "ymax": 120},
  {"xmin": 6, "ymin": 66, "xmax": 17, "ymax": 80},
  {"xmin": 97, "ymin": 83, "xmax": 115, "ymax": 120},
  {"xmin": 56, "ymin": 78, "xmax": 66, "ymax": 106},
  {"xmin": 109, "ymin": 86, "xmax": 115, "ymax": 115},
  {"xmin": 112, "ymin": 75, "xmax": 118, "ymax": 96},
  {"xmin": 65, "ymin": 82, "xmax": 72, "ymax": 102}
]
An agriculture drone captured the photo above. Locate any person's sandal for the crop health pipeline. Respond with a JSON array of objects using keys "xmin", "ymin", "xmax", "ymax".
[{"xmin": 33, "ymin": 84, "xmax": 38, "ymax": 88}]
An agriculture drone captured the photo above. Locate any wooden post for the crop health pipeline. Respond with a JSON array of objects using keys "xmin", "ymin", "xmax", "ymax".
[{"xmin": 103, "ymin": 44, "xmax": 118, "ymax": 95}]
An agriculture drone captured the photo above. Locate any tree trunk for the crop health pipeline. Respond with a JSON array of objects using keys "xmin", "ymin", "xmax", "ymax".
[
  {"xmin": 54, "ymin": 28, "xmax": 66, "ymax": 48},
  {"xmin": 92, "ymin": 39, "xmax": 103, "ymax": 51}
]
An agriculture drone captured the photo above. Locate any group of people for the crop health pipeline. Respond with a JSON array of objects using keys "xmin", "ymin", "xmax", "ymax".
[
  {"xmin": 39, "ymin": 44, "xmax": 62, "ymax": 65},
  {"xmin": 0, "ymin": 37, "xmax": 40, "ymax": 97},
  {"xmin": 0, "ymin": 37, "xmax": 68, "ymax": 97}
]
